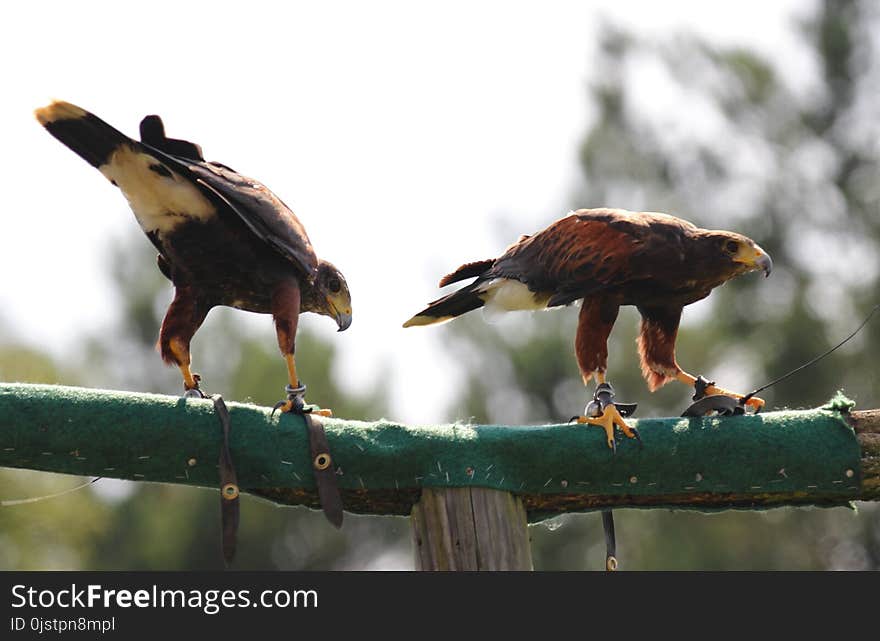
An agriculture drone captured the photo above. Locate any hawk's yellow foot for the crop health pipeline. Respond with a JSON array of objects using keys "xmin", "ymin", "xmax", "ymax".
[
  {"xmin": 575, "ymin": 404, "xmax": 637, "ymax": 450},
  {"xmin": 181, "ymin": 370, "xmax": 206, "ymax": 399},
  {"xmin": 677, "ymin": 372, "xmax": 765, "ymax": 412},
  {"xmin": 272, "ymin": 398, "xmax": 296, "ymax": 414},
  {"xmin": 271, "ymin": 382, "xmax": 334, "ymax": 417},
  {"xmin": 272, "ymin": 398, "xmax": 334, "ymax": 416},
  {"xmin": 272, "ymin": 354, "xmax": 335, "ymax": 416}
]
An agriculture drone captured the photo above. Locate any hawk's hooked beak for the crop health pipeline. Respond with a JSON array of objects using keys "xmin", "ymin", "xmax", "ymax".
[
  {"xmin": 756, "ymin": 250, "xmax": 773, "ymax": 277},
  {"xmin": 326, "ymin": 292, "xmax": 352, "ymax": 332},
  {"xmin": 323, "ymin": 289, "xmax": 351, "ymax": 332},
  {"xmin": 736, "ymin": 245, "xmax": 773, "ymax": 278},
  {"xmin": 335, "ymin": 310, "xmax": 352, "ymax": 332}
]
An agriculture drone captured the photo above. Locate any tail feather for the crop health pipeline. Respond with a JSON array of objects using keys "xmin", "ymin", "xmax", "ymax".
[
  {"xmin": 403, "ymin": 283, "xmax": 485, "ymax": 327},
  {"xmin": 35, "ymin": 100, "xmax": 133, "ymax": 168},
  {"xmin": 140, "ymin": 114, "xmax": 205, "ymax": 160},
  {"xmin": 438, "ymin": 259, "xmax": 494, "ymax": 287}
]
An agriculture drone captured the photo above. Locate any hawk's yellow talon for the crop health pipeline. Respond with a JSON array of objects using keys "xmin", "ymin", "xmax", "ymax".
[
  {"xmin": 271, "ymin": 398, "xmax": 334, "ymax": 418},
  {"xmin": 272, "ymin": 399, "xmax": 295, "ymax": 415},
  {"xmin": 676, "ymin": 372, "xmax": 766, "ymax": 413},
  {"xmin": 575, "ymin": 404, "xmax": 636, "ymax": 449}
]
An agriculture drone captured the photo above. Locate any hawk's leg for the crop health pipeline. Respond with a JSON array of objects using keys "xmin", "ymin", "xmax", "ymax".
[
  {"xmin": 675, "ymin": 371, "xmax": 765, "ymax": 411},
  {"xmin": 271, "ymin": 280, "xmax": 332, "ymax": 417},
  {"xmin": 636, "ymin": 306, "xmax": 765, "ymax": 412},
  {"xmin": 572, "ymin": 300, "xmax": 638, "ymax": 450},
  {"xmin": 573, "ymin": 376, "xmax": 639, "ymax": 451},
  {"xmin": 158, "ymin": 285, "xmax": 209, "ymax": 398}
]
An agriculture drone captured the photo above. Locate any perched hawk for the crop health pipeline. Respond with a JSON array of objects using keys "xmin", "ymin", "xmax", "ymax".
[
  {"xmin": 404, "ymin": 208, "xmax": 771, "ymax": 446},
  {"xmin": 36, "ymin": 101, "xmax": 352, "ymax": 414}
]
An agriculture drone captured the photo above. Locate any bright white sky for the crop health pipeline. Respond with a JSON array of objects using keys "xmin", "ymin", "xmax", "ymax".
[{"xmin": 1, "ymin": 0, "xmax": 813, "ymax": 423}]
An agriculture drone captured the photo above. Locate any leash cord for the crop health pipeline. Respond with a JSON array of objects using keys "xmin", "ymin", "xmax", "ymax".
[{"xmin": 742, "ymin": 303, "xmax": 880, "ymax": 403}]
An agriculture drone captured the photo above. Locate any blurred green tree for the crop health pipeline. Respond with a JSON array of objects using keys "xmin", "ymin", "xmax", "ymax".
[{"xmin": 443, "ymin": 0, "xmax": 880, "ymax": 569}]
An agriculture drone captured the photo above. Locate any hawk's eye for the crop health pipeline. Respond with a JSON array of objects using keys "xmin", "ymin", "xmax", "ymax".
[
  {"xmin": 725, "ymin": 240, "xmax": 739, "ymax": 255},
  {"xmin": 328, "ymin": 278, "xmax": 341, "ymax": 294}
]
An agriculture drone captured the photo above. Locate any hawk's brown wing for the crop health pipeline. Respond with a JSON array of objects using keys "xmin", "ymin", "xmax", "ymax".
[
  {"xmin": 489, "ymin": 209, "xmax": 695, "ymax": 306},
  {"xmin": 186, "ymin": 161, "xmax": 318, "ymax": 280},
  {"xmin": 140, "ymin": 118, "xmax": 318, "ymax": 282}
]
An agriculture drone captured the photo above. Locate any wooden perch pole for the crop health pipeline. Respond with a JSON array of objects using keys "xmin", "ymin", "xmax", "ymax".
[
  {"xmin": 411, "ymin": 487, "xmax": 533, "ymax": 570},
  {"xmin": 853, "ymin": 409, "xmax": 880, "ymax": 496},
  {"xmin": 1, "ymin": 383, "xmax": 878, "ymax": 571}
]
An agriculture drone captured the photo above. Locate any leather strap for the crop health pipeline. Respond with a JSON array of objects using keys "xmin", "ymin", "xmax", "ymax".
[
  {"xmin": 692, "ymin": 375, "xmax": 716, "ymax": 401},
  {"xmin": 304, "ymin": 413, "xmax": 343, "ymax": 529},
  {"xmin": 681, "ymin": 394, "xmax": 744, "ymax": 418},
  {"xmin": 602, "ymin": 509, "xmax": 617, "ymax": 571},
  {"xmin": 214, "ymin": 396, "xmax": 240, "ymax": 564}
]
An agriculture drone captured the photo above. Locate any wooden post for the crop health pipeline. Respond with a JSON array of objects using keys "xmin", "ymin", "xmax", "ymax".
[{"xmin": 410, "ymin": 487, "xmax": 534, "ymax": 570}]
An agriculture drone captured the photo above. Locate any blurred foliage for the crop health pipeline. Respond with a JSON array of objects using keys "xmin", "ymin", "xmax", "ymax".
[
  {"xmin": 3, "ymin": 0, "xmax": 880, "ymax": 570},
  {"xmin": 444, "ymin": 0, "xmax": 880, "ymax": 569}
]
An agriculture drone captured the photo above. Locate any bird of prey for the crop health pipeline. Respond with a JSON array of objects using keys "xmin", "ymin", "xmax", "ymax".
[
  {"xmin": 404, "ymin": 208, "xmax": 772, "ymax": 447},
  {"xmin": 36, "ymin": 101, "xmax": 352, "ymax": 414}
]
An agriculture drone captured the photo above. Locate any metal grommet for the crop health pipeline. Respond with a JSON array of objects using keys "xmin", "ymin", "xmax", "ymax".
[
  {"xmin": 606, "ymin": 556, "xmax": 618, "ymax": 572},
  {"xmin": 314, "ymin": 453, "xmax": 332, "ymax": 471},
  {"xmin": 221, "ymin": 483, "xmax": 239, "ymax": 500},
  {"xmin": 585, "ymin": 400, "xmax": 602, "ymax": 418}
]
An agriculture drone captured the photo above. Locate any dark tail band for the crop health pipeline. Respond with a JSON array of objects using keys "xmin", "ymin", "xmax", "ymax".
[
  {"xmin": 403, "ymin": 284, "xmax": 485, "ymax": 327},
  {"xmin": 35, "ymin": 100, "xmax": 132, "ymax": 169}
]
